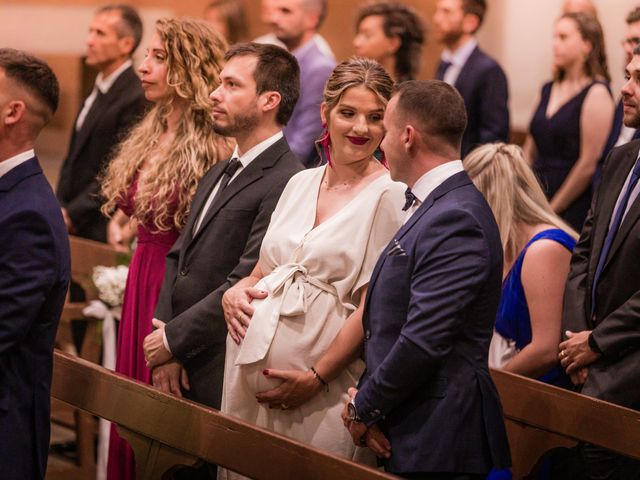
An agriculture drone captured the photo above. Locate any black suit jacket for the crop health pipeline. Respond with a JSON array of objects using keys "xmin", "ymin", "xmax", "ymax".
[
  {"xmin": 563, "ymin": 140, "xmax": 640, "ymax": 410},
  {"xmin": 56, "ymin": 65, "xmax": 146, "ymax": 242},
  {"xmin": 155, "ymin": 136, "xmax": 303, "ymax": 408},
  {"xmin": 437, "ymin": 46, "xmax": 510, "ymax": 157},
  {"xmin": 0, "ymin": 157, "xmax": 70, "ymax": 480}
]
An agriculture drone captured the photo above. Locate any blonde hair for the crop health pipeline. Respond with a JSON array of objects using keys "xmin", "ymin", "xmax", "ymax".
[
  {"xmin": 463, "ymin": 143, "xmax": 578, "ymax": 264},
  {"xmin": 101, "ymin": 18, "xmax": 232, "ymax": 232}
]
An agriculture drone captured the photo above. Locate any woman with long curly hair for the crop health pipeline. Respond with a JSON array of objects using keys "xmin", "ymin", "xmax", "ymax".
[{"xmin": 103, "ymin": 18, "xmax": 231, "ymax": 480}]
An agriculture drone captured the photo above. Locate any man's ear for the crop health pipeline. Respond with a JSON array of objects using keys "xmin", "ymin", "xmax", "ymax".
[
  {"xmin": 261, "ymin": 91, "xmax": 282, "ymax": 114},
  {"xmin": 462, "ymin": 13, "xmax": 480, "ymax": 35},
  {"xmin": 118, "ymin": 35, "xmax": 135, "ymax": 57},
  {"xmin": 403, "ymin": 124, "xmax": 416, "ymax": 152},
  {"xmin": 3, "ymin": 100, "xmax": 26, "ymax": 126}
]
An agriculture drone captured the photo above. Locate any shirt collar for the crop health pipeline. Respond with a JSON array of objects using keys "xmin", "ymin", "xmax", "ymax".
[
  {"xmin": 0, "ymin": 149, "xmax": 35, "ymax": 178},
  {"xmin": 442, "ymin": 38, "xmax": 478, "ymax": 68},
  {"xmin": 95, "ymin": 59, "xmax": 133, "ymax": 94},
  {"xmin": 292, "ymin": 37, "xmax": 317, "ymax": 60},
  {"xmin": 232, "ymin": 130, "xmax": 284, "ymax": 168},
  {"xmin": 410, "ymin": 160, "xmax": 464, "ymax": 203}
]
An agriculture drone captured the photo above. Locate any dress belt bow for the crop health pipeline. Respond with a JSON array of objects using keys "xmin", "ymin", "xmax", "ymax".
[{"xmin": 235, "ymin": 263, "xmax": 337, "ymax": 365}]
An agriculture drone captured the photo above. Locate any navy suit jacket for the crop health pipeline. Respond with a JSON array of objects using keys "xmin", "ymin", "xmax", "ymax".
[
  {"xmin": 355, "ymin": 171, "xmax": 511, "ymax": 475},
  {"xmin": 0, "ymin": 157, "xmax": 70, "ymax": 479},
  {"xmin": 56, "ymin": 66, "xmax": 146, "ymax": 242},
  {"xmin": 437, "ymin": 46, "xmax": 510, "ymax": 157}
]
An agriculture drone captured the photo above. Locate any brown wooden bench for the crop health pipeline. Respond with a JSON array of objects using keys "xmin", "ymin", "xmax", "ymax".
[
  {"xmin": 50, "ymin": 350, "xmax": 397, "ymax": 480},
  {"xmin": 491, "ymin": 368, "xmax": 640, "ymax": 478}
]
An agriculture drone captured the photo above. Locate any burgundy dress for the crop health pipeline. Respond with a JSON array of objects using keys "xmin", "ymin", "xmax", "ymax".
[{"xmin": 106, "ymin": 181, "xmax": 179, "ymax": 480}]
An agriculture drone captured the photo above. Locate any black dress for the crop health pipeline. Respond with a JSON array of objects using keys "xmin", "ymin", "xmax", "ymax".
[{"xmin": 530, "ymin": 80, "xmax": 610, "ymax": 230}]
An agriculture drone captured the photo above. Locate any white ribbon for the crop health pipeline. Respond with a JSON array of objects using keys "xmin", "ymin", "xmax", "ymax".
[
  {"xmin": 82, "ymin": 300, "xmax": 121, "ymax": 480},
  {"xmin": 235, "ymin": 263, "xmax": 336, "ymax": 365}
]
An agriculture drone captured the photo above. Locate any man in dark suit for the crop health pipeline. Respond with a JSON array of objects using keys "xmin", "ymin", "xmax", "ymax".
[
  {"xmin": 0, "ymin": 49, "xmax": 70, "ymax": 480},
  {"xmin": 57, "ymin": 4, "xmax": 146, "ymax": 242},
  {"xmin": 596, "ymin": 7, "xmax": 640, "ymax": 187},
  {"xmin": 560, "ymin": 47, "xmax": 640, "ymax": 479},
  {"xmin": 433, "ymin": 0, "xmax": 509, "ymax": 157},
  {"xmin": 142, "ymin": 43, "xmax": 303, "ymax": 412},
  {"xmin": 344, "ymin": 80, "xmax": 510, "ymax": 479}
]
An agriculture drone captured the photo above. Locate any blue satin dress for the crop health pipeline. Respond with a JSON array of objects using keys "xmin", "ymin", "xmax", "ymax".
[{"xmin": 496, "ymin": 228, "xmax": 576, "ymax": 388}]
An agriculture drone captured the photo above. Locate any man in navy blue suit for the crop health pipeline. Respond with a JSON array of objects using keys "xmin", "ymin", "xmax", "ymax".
[
  {"xmin": 344, "ymin": 80, "xmax": 511, "ymax": 479},
  {"xmin": 433, "ymin": 0, "xmax": 509, "ymax": 157},
  {"xmin": 0, "ymin": 49, "xmax": 70, "ymax": 480}
]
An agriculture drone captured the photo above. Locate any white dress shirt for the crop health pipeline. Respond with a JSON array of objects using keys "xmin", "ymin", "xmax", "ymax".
[
  {"xmin": 0, "ymin": 149, "xmax": 35, "ymax": 178},
  {"xmin": 75, "ymin": 60, "xmax": 133, "ymax": 131},
  {"xmin": 440, "ymin": 38, "xmax": 478, "ymax": 86},
  {"xmin": 404, "ymin": 160, "xmax": 465, "ymax": 222},
  {"xmin": 162, "ymin": 131, "xmax": 284, "ymax": 353}
]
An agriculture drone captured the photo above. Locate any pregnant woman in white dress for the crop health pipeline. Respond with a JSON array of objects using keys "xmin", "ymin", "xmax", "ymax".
[{"xmin": 220, "ymin": 57, "xmax": 405, "ymax": 470}]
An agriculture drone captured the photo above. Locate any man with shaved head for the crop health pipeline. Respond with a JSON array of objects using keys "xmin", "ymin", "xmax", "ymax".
[
  {"xmin": 265, "ymin": 0, "xmax": 335, "ymax": 166},
  {"xmin": 0, "ymin": 48, "xmax": 70, "ymax": 480}
]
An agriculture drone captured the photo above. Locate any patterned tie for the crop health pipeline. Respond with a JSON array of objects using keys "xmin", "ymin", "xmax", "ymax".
[
  {"xmin": 591, "ymin": 155, "xmax": 640, "ymax": 314},
  {"xmin": 402, "ymin": 188, "xmax": 417, "ymax": 211},
  {"xmin": 436, "ymin": 60, "xmax": 452, "ymax": 81}
]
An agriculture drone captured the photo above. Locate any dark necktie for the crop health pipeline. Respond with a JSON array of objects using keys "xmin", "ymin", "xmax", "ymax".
[
  {"xmin": 402, "ymin": 188, "xmax": 417, "ymax": 211},
  {"xmin": 193, "ymin": 158, "xmax": 241, "ymax": 235},
  {"xmin": 436, "ymin": 60, "xmax": 452, "ymax": 81},
  {"xmin": 591, "ymin": 156, "xmax": 640, "ymax": 314}
]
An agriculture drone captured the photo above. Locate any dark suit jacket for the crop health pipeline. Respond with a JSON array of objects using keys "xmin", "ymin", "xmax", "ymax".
[
  {"xmin": 355, "ymin": 171, "xmax": 511, "ymax": 475},
  {"xmin": 564, "ymin": 140, "xmax": 640, "ymax": 410},
  {"xmin": 437, "ymin": 46, "xmax": 510, "ymax": 157},
  {"xmin": 56, "ymin": 65, "xmax": 146, "ymax": 242},
  {"xmin": 155, "ymin": 136, "xmax": 303, "ymax": 409},
  {"xmin": 595, "ymin": 100, "xmax": 640, "ymax": 188},
  {"xmin": 0, "ymin": 157, "xmax": 70, "ymax": 480}
]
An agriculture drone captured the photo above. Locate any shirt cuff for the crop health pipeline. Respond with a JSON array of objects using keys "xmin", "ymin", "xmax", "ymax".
[{"xmin": 162, "ymin": 329, "xmax": 173, "ymax": 355}]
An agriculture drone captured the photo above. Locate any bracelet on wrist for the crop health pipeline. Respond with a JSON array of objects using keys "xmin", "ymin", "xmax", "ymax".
[{"xmin": 310, "ymin": 366, "xmax": 329, "ymax": 392}]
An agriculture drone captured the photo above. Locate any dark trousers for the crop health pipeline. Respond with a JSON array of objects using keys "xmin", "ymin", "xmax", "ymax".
[{"xmin": 581, "ymin": 443, "xmax": 640, "ymax": 480}]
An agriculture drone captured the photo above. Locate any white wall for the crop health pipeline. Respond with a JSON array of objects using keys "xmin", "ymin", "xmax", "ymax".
[{"xmin": 478, "ymin": 0, "xmax": 633, "ymax": 131}]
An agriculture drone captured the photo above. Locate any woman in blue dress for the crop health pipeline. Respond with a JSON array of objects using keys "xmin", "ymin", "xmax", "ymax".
[{"xmin": 464, "ymin": 143, "xmax": 578, "ymax": 389}]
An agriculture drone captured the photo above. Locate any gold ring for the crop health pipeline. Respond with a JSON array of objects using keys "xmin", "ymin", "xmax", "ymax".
[{"xmin": 281, "ymin": 403, "xmax": 289, "ymax": 410}]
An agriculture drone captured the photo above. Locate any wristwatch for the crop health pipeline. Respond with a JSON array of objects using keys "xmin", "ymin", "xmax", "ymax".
[{"xmin": 347, "ymin": 398, "xmax": 362, "ymax": 423}]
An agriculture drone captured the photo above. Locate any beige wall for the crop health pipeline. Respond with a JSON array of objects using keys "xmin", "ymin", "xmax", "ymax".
[{"xmin": 0, "ymin": 0, "xmax": 634, "ymax": 168}]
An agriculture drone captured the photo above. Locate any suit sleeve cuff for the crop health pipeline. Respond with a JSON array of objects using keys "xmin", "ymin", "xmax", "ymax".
[
  {"xmin": 354, "ymin": 392, "xmax": 384, "ymax": 427},
  {"xmin": 162, "ymin": 330, "xmax": 173, "ymax": 355},
  {"xmin": 588, "ymin": 332, "xmax": 602, "ymax": 354}
]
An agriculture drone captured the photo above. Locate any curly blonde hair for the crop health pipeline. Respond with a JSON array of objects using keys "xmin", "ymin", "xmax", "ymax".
[
  {"xmin": 101, "ymin": 18, "xmax": 232, "ymax": 232},
  {"xmin": 464, "ymin": 143, "xmax": 578, "ymax": 264}
]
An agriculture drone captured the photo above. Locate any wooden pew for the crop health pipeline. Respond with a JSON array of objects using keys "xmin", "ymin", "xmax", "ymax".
[
  {"xmin": 52, "ymin": 235, "xmax": 121, "ymax": 479},
  {"xmin": 491, "ymin": 368, "xmax": 640, "ymax": 478},
  {"xmin": 50, "ymin": 351, "xmax": 397, "ymax": 480},
  {"xmin": 51, "ymin": 351, "xmax": 640, "ymax": 479}
]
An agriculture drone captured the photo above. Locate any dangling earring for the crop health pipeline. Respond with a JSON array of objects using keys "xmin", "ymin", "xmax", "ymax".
[
  {"xmin": 373, "ymin": 146, "xmax": 388, "ymax": 168},
  {"xmin": 315, "ymin": 122, "xmax": 332, "ymax": 166}
]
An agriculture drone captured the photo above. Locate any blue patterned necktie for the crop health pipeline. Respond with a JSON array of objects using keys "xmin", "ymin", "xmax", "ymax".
[{"xmin": 591, "ymin": 155, "xmax": 640, "ymax": 315}]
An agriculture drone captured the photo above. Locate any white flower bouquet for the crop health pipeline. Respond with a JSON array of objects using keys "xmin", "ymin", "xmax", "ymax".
[{"xmin": 92, "ymin": 265, "xmax": 129, "ymax": 308}]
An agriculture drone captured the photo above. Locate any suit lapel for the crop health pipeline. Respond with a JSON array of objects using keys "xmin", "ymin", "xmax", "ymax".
[
  {"xmin": 365, "ymin": 171, "xmax": 471, "ymax": 314},
  {"xmin": 453, "ymin": 46, "xmax": 479, "ymax": 92},
  {"xmin": 590, "ymin": 143, "xmax": 640, "ymax": 276},
  {"xmin": 68, "ymin": 67, "xmax": 137, "ymax": 163},
  {"xmin": 0, "ymin": 157, "xmax": 41, "ymax": 192},
  {"xmin": 188, "ymin": 137, "xmax": 289, "ymax": 246}
]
